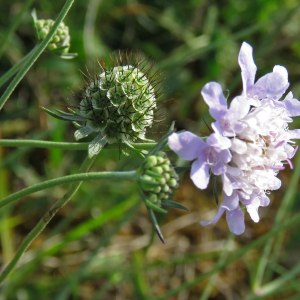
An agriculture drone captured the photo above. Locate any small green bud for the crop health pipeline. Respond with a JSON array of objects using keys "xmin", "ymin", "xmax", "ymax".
[
  {"xmin": 167, "ymin": 179, "xmax": 178, "ymax": 187},
  {"xmin": 162, "ymin": 184, "xmax": 170, "ymax": 193},
  {"xmin": 144, "ymin": 156, "xmax": 157, "ymax": 169},
  {"xmin": 156, "ymin": 156, "xmax": 165, "ymax": 165},
  {"xmin": 151, "ymin": 166, "xmax": 164, "ymax": 175},
  {"xmin": 161, "ymin": 164, "xmax": 170, "ymax": 172},
  {"xmin": 39, "ymin": 28, "xmax": 48, "ymax": 39},
  {"xmin": 148, "ymin": 193, "xmax": 158, "ymax": 204}
]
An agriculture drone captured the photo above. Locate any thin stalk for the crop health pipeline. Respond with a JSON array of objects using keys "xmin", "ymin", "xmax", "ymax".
[
  {"xmin": 252, "ymin": 151, "xmax": 300, "ymax": 290},
  {"xmin": 0, "ymin": 46, "xmax": 38, "ymax": 89},
  {"xmin": 0, "ymin": 170, "xmax": 137, "ymax": 210},
  {"xmin": 0, "ymin": 139, "xmax": 170, "ymax": 151},
  {"xmin": 0, "ymin": 0, "xmax": 34, "ymax": 59},
  {"xmin": 0, "ymin": 0, "xmax": 75, "ymax": 111},
  {"xmin": 246, "ymin": 260, "xmax": 300, "ymax": 299},
  {"xmin": 200, "ymin": 233, "xmax": 235, "ymax": 300},
  {"xmin": 150, "ymin": 211, "xmax": 300, "ymax": 300}
]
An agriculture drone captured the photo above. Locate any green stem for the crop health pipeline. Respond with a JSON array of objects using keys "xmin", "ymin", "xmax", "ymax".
[
  {"xmin": 0, "ymin": 0, "xmax": 75, "ymax": 111},
  {"xmin": 0, "ymin": 154, "xmax": 96, "ymax": 285},
  {"xmin": 150, "ymin": 211, "xmax": 300, "ymax": 300},
  {"xmin": 0, "ymin": 46, "xmax": 38, "ymax": 89},
  {"xmin": 0, "ymin": 170, "xmax": 137, "ymax": 210},
  {"xmin": 0, "ymin": 0, "xmax": 34, "ymax": 60},
  {"xmin": 199, "ymin": 233, "xmax": 234, "ymax": 300},
  {"xmin": 0, "ymin": 139, "xmax": 169, "ymax": 151},
  {"xmin": 246, "ymin": 260, "xmax": 300, "ymax": 299}
]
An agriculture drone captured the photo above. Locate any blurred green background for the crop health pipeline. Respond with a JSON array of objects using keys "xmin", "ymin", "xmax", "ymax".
[{"xmin": 1, "ymin": 0, "xmax": 300, "ymax": 299}]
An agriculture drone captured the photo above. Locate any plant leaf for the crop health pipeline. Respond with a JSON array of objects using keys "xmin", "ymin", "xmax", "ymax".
[
  {"xmin": 41, "ymin": 107, "xmax": 87, "ymax": 122},
  {"xmin": 146, "ymin": 207, "xmax": 165, "ymax": 244},
  {"xmin": 74, "ymin": 126, "xmax": 93, "ymax": 141},
  {"xmin": 161, "ymin": 200, "xmax": 189, "ymax": 212},
  {"xmin": 31, "ymin": 9, "xmax": 39, "ymax": 39},
  {"xmin": 212, "ymin": 174, "xmax": 219, "ymax": 205},
  {"xmin": 88, "ymin": 134, "xmax": 107, "ymax": 158},
  {"xmin": 174, "ymin": 166, "xmax": 191, "ymax": 174},
  {"xmin": 145, "ymin": 200, "xmax": 167, "ymax": 214}
]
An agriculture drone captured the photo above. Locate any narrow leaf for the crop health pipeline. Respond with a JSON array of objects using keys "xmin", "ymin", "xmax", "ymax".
[
  {"xmin": 139, "ymin": 177, "xmax": 160, "ymax": 187},
  {"xmin": 60, "ymin": 53, "xmax": 78, "ymax": 59},
  {"xmin": 174, "ymin": 166, "xmax": 191, "ymax": 174},
  {"xmin": 31, "ymin": 9, "xmax": 39, "ymax": 39},
  {"xmin": 72, "ymin": 121, "xmax": 83, "ymax": 129},
  {"xmin": 212, "ymin": 174, "xmax": 219, "ymax": 205},
  {"xmin": 88, "ymin": 134, "xmax": 107, "ymax": 158},
  {"xmin": 146, "ymin": 207, "xmax": 165, "ymax": 244},
  {"xmin": 74, "ymin": 126, "xmax": 93, "ymax": 141},
  {"xmin": 145, "ymin": 200, "xmax": 167, "ymax": 214},
  {"xmin": 161, "ymin": 200, "xmax": 189, "ymax": 212},
  {"xmin": 41, "ymin": 107, "xmax": 87, "ymax": 122},
  {"xmin": 146, "ymin": 121, "xmax": 175, "ymax": 158}
]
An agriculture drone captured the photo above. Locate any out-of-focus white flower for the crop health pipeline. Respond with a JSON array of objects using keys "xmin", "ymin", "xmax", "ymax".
[{"xmin": 168, "ymin": 42, "xmax": 300, "ymax": 235}]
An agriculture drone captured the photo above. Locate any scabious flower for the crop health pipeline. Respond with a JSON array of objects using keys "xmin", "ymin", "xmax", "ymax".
[{"xmin": 169, "ymin": 42, "xmax": 300, "ymax": 235}]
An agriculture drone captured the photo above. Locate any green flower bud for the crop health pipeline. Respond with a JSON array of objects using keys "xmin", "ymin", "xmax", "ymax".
[
  {"xmin": 32, "ymin": 11, "xmax": 75, "ymax": 58},
  {"xmin": 137, "ymin": 151, "xmax": 180, "ymax": 208}
]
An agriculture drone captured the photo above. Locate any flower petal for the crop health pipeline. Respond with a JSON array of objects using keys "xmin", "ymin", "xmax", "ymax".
[
  {"xmin": 168, "ymin": 131, "xmax": 206, "ymax": 161},
  {"xmin": 238, "ymin": 42, "xmax": 257, "ymax": 95},
  {"xmin": 206, "ymin": 133, "xmax": 231, "ymax": 149},
  {"xmin": 201, "ymin": 82, "xmax": 227, "ymax": 120},
  {"xmin": 190, "ymin": 158, "xmax": 210, "ymax": 189},
  {"xmin": 200, "ymin": 206, "xmax": 226, "ymax": 226},
  {"xmin": 221, "ymin": 191, "xmax": 239, "ymax": 211},
  {"xmin": 226, "ymin": 206, "xmax": 245, "ymax": 235}
]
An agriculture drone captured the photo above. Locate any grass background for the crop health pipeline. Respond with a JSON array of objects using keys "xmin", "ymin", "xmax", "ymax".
[{"xmin": 1, "ymin": 0, "xmax": 300, "ymax": 299}]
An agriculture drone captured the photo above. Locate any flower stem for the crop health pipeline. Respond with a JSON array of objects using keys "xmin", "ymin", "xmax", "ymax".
[
  {"xmin": 0, "ymin": 139, "xmax": 169, "ymax": 151},
  {"xmin": 0, "ymin": 169, "xmax": 137, "ymax": 210},
  {"xmin": 0, "ymin": 46, "xmax": 38, "ymax": 89},
  {"xmin": 0, "ymin": 0, "xmax": 75, "ymax": 111}
]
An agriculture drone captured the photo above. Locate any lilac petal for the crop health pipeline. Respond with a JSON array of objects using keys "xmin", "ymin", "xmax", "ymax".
[
  {"xmin": 231, "ymin": 139, "xmax": 247, "ymax": 154},
  {"xmin": 168, "ymin": 131, "xmax": 206, "ymax": 161},
  {"xmin": 259, "ymin": 193, "xmax": 270, "ymax": 207},
  {"xmin": 282, "ymin": 98, "xmax": 300, "ymax": 117},
  {"xmin": 190, "ymin": 158, "xmax": 210, "ymax": 189},
  {"xmin": 226, "ymin": 206, "xmax": 245, "ymax": 235},
  {"xmin": 206, "ymin": 133, "xmax": 231, "ymax": 149},
  {"xmin": 219, "ymin": 149, "xmax": 232, "ymax": 163},
  {"xmin": 290, "ymin": 129, "xmax": 300, "ymax": 139},
  {"xmin": 200, "ymin": 206, "xmax": 226, "ymax": 226},
  {"xmin": 229, "ymin": 95, "xmax": 250, "ymax": 119},
  {"xmin": 238, "ymin": 42, "xmax": 257, "ymax": 95},
  {"xmin": 249, "ymin": 67, "xmax": 289, "ymax": 100},
  {"xmin": 222, "ymin": 173, "xmax": 233, "ymax": 196},
  {"xmin": 211, "ymin": 160, "xmax": 227, "ymax": 175},
  {"xmin": 201, "ymin": 82, "xmax": 227, "ymax": 120},
  {"xmin": 221, "ymin": 191, "xmax": 239, "ymax": 211},
  {"xmin": 226, "ymin": 165, "xmax": 241, "ymax": 176},
  {"xmin": 246, "ymin": 196, "xmax": 260, "ymax": 223}
]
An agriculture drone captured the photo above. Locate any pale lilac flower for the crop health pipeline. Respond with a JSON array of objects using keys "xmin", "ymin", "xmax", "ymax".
[
  {"xmin": 201, "ymin": 82, "xmax": 250, "ymax": 137},
  {"xmin": 169, "ymin": 41, "xmax": 300, "ymax": 235},
  {"xmin": 238, "ymin": 42, "xmax": 289, "ymax": 106},
  {"xmin": 168, "ymin": 131, "xmax": 231, "ymax": 189}
]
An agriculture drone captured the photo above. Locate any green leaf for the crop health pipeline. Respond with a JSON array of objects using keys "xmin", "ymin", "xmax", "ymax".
[
  {"xmin": 212, "ymin": 174, "xmax": 219, "ymax": 205},
  {"xmin": 146, "ymin": 207, "xmax": 165, "ymax": 244},
  {"xmin": 145, "ymin": 170, "xmax": 164, "ymax": 179},
  {"xmin": 72, "ymin": 121, "xmax": 83, "ymax": 129},
  {"xmin": 74, "ymin": 126, "xmax": 93, "ymax": 141},
  {"xmin": 88, "ymin": 134, "xmax": 107, "ymax": 158},
  {"xmin": 41, "ymin": 107, "xmax": 87, "ymax": 122},
  {"xmin": 31, "ymin": 9, "xmax": 39, "ymax": 40},
  {"xmin": 145, "ymin": 121, "xmax": 175, "ymax": 158},
  {"xmin": 139, "ymin": 177, "xmax": 160, "ymax": 187},
  {"xmin": 174, "ymin": 166, "xmax": 191, "ymax": 174},
  {"xmin": 145, "ymin": 200, "xmax": 167, "ymax": 214},
  {"xmin": 55, "ymin": 109, "xmax": 76, "ymax": 116},
  {"xmin": 161, "ymin": 200, "xmax": 189, "ymax": 212}
]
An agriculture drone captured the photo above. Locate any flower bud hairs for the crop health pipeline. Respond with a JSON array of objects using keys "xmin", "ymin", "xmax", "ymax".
[{"xmin": 42, "ymin": 51, "xmax": 166, "ymax": 158}]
